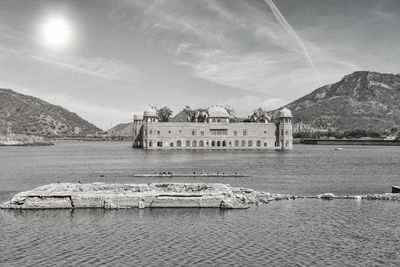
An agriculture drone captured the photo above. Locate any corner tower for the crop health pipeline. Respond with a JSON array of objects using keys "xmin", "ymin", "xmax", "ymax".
[
  {"xmin": 132, "ymin": 113, "xmax": 143, "ymax": 148},
  {"xmin": 142, "ymin": 107, "xmax": 158, "ymax": 149},
  {"xmin": 278, "ymin": 107, "xmax": 293, "ymax": 150},
  {"xmin": 143, "ymin": 107, "xmax": 159, "ymax": 123}
]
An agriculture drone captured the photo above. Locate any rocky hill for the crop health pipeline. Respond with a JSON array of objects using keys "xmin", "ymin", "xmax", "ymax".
[
  {"xmin": 107, "ymin": 123, "xmax": 132, "ymax": 136},
  {"xmin": 0, "ymin": 88, "xmax": 101, "ymax": 136},
  {"xmin": 284, "ymin": 71, "xmax": 400, "ymax": 132}
]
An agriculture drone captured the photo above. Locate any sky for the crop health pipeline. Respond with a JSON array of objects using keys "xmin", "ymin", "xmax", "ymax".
[{"xmin": 0, "ymin": 0, "xmax": 399, "ymax": 130}]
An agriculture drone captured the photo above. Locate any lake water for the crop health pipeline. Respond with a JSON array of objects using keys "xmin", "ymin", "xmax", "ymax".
[{"xmin": 1, "ymin": 142, "xmax": 399, "ymax": 266}]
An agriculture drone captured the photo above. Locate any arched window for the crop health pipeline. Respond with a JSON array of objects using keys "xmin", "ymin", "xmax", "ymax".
[
  {"xmin": 192, "ymin": 140, "xmax": 197, "ymax": 147},
  {"xmin": 222, "ymin": 141, "xmax": 226, "ymax": 147},
  {"xmin": 186, "ymin": 140, "xmax": 190, "ymax": 147},
  {"xmin": 177, "ymin": 140, "xmax": 182, "ymax": 147},
  {"xmin": 256, "ymin": 140, "xmax": 261, "ymax": 147},
  {"xmin": 264, "ymin": 142, "xmax": 267, "ymax": 147},
  {"xmin": 234, "ymin": 140, "xmax": 239, "ymax": 147},
  {"xmin": 149, "ymin": 141, "xmax": 152, "ymax": 147},
  {"xmin": 217, "ymin": 141, "xmax": 221, "ymax": 147},
  {"xmin": 170, "ymin": 142, "xmax": 174, "ymax": 147},
  {"xmin": 211, "ymin": 141, "xmax": 215, "ymax": 147},
  {"xmin": 248, "ymin": 140, "xmax": 252, "ymax": 147},
  {"xmin": 241, "ymin": 140, "xmax": 246, "ymax": 147},
  {"xmin": 199, "ymin": 140, "xmax": 204, "ymax": 147},
  {"xmin": 157, "ymin": 141, "xmax": 163, "ymax": 147}
]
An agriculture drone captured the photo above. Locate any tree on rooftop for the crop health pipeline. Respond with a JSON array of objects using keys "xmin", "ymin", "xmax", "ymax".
[
  {"xmin": 182, "ymin": 106, "xmax": 208, "ymax": 122},
  {"xmin": 183, "ymin": 106, "xmax": 194, "ymax": 122},
  {"xmin": 248, "ymin": 108, "xmax": 271, "ymax": 123},
  {"xmin": 157, "ymin": 106, "xmax": 173, "ymax": 122},
  {"xmin": 225, "ymin": 106, "xmax": 236, "ymax": 118}
]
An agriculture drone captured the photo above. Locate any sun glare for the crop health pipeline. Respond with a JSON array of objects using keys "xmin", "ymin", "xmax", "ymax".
[{"xmin": 40, "ymin": 16, "xmax": 73, "ymax": 49}]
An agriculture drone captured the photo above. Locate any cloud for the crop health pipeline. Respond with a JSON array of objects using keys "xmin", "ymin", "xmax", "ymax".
[
  {"xmin": 264, "ymin": 0, "xmax": 320, "ymax": 81},
  {"xmin": 28, "ymin": 54, "xmax": 146, "ymax": 84},
  {"xmin": 108, "ymin": 0, "xmax": 357, "ymax": 93}
]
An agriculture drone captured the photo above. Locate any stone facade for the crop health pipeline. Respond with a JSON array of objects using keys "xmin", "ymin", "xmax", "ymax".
[{"xmin": 132, "ymin": 107, "xmax": 293, "ymax": 150}]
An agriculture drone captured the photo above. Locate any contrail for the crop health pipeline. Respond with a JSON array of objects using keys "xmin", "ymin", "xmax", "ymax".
[{"xmin": 264, "ymin": 0, "xmax": 320, "ymax": 80}]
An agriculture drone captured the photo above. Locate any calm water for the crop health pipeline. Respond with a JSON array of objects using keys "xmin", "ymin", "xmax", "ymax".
[{"xmin": 1, "ymin": 142, "xmax": 400, "ymax": 266}]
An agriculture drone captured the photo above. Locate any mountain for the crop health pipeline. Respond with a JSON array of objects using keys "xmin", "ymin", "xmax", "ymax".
[
  {"xmin": 106, "ymin": 123, "xmax": 132, "ymax": 136},
  {"xmin": 0, "ymin": 88, "xmax": 101, "ymax": 136},
  {"xmin": 170, "ymin": 110, "xmax": 187, "ymax": 122},
  {"xmin": 284, "ymin": 71, "xmax": 400, "ymax": 132}
]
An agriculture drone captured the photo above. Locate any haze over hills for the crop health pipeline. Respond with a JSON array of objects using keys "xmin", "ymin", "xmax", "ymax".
[
  {"xmin": 10, "ymin": 70, "xmax": 398, "ymax": 137},
  {"xmin": 110, "ymin": 71, "xmax": 400, "ymax": 136},
  {"xmin": 285, "ymin": 71, "xmax": 400, "ymax": 133},
  {"xmin": 0, "ymin": 88, "xmax": 101, "ymax": 136}
]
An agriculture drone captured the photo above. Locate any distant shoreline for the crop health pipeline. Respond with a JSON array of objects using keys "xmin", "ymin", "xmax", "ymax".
[
  {"xmin": 0, "ymin": 141, "xmax": 54, "ymax": 147},
  {"xmin": 301, "ymin": 139, "xmax": 400, "ymax": 146}
]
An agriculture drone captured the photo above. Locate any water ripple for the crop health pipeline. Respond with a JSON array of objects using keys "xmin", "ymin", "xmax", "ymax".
[{"xmin": 1, "ymin": 200, "xmax": 399, "ymax": 266}]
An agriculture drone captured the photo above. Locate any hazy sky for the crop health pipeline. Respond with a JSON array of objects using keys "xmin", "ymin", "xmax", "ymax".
[{"xmin": 1, "ymin": 0, "xmax": 399, "ymax": 129}]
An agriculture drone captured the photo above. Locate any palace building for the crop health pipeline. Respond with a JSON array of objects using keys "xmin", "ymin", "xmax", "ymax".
[{"xmin": 132, "ymin": 106, "xmax": 293, "ymax": 150}]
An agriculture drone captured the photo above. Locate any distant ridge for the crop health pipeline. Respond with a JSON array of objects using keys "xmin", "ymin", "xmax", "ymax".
[
  {"xmin": 107, "ymin": 123, "xmax": 132, "ymax": 136},
  {"xmin": 283, "ymin": 71, "xmax": 400, "ymax": 132},
  {"xmin": 0, "ymin": 88, "xmax": 101, "ymax": 136}
]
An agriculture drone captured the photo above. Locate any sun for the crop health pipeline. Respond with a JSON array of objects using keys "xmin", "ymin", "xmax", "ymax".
[{"xmin": 40, "ymin": 16, "xmax": 73, "ymax": 49}]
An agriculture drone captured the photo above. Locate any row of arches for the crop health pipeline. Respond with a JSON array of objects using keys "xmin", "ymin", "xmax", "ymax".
[{"xmin": 147, "ymin": 140, "xmax": 270, "ymax": 148}]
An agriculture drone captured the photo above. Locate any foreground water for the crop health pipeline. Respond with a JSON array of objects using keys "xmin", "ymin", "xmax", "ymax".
[{"xmin": 1, "ymin": 142, "xmax": 399, "ymax": 266}]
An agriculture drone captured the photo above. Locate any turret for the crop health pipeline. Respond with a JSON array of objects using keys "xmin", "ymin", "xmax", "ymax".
[
  {"xmin": 132, "ymin": 113, "xmax": 144, "ymax": 148},
  {"xmin": 143, "ymin": 107, "xmax": 159, "ymax": 123},
  {"xmin": 278, "ymin": 107, "xmax": 293, "ymax": 150}
]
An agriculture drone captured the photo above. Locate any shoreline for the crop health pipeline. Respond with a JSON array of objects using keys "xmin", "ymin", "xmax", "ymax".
[
  {"xmin": 0, "ymin": 141, "xmax": 54, "ymax": 147},
  {"xmin": 1, "ymin": 183, "xmax": 399, "ymax": 210},
  {"xmin": 301, "ymin": 139, "xmax": 400, "ymax": 146}
]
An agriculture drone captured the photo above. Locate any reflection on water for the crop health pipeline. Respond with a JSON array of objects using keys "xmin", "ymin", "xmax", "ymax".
[
  {"xmin": 1, "ymin": 200, "xmax": 399, "ymax": 266},
  {"xmin": 1, "ymin": 142, "xmax": 400, "ymax": 200},
  {"xmin": 1, "ymin": 142, "xmax": 400, "ymax": 266}
]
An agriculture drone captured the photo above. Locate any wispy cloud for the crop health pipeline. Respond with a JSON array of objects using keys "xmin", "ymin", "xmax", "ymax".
[
  {"xmin": 1, "ymin": 0, "xmax": 396, "ymax": 126},
  {"xmin": 108, "ymin": 0, "xmax": 356, "ymax": 98},
  {"xmin": 264, "ymin": 0, "xmax": 320, "ymax": 81},
  {"xmin": 28, "ymin": 54, "xmax": 146, "ymax": 84}
]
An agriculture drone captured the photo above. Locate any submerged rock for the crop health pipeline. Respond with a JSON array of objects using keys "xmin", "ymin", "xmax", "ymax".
[
  {"xmin": 317, "ymin": 193, "xmax": 336, "ymax": 200},
  {"xmin": 0, "ymin": 183, "xmax": 251, "ymax": 210},
  {"xmin": 365, "ymin": 193, "xmax": 400, "ymax": 201},
  {"xmin": 1, "ymin": 183, "xmax": 398, "ymax": 210}
]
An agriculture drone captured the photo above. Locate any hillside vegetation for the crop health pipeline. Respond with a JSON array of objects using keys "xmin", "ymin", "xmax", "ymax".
[
  {"xmin": 285, "ymin": 71, "xmax": 400, "ymax": 133},
  {"xmin": 0, "ymin": 88, "xmax": 101, "ymax": 136}
]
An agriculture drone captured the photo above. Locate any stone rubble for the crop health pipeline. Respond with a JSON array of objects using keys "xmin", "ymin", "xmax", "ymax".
[{"xmin": 0, "ymin": 183, "xmax": 398, "ymax": 210}]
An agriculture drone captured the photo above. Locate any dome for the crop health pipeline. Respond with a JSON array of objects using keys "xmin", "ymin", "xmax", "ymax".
[
  {"xmin": 133, "ymin": 113, "xmax": 143, "ymax": 120},
  {"xmin": 279, "ymin": 107, "xmax": 292, "ymax": 117},
  {"xmin": 143, "ymin": 107, "xmax": 158, "ymax": 117},
  {"xmin": 208, "ymin": 106, "xmax": 229, "ymax": 118}
]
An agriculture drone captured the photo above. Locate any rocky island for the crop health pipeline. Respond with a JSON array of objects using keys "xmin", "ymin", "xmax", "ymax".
[{"xmin": 1, "ymin": 183, "xmax": 399, "ymax": 210}]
